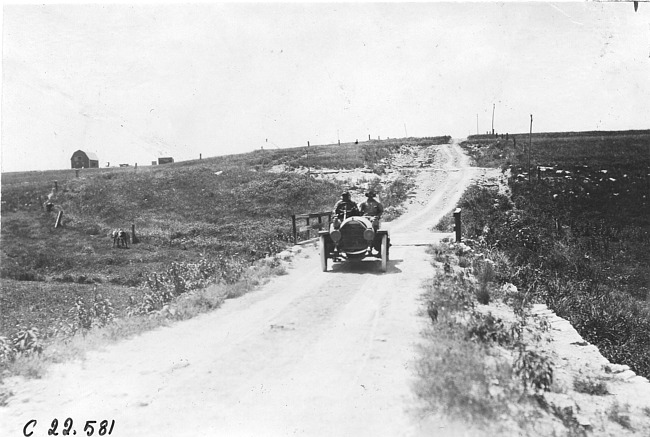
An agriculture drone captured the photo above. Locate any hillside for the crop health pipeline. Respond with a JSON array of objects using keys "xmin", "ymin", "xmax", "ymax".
[{"xmin": 0, "ymin": 136, "xmax": 448, "ymax": 342}]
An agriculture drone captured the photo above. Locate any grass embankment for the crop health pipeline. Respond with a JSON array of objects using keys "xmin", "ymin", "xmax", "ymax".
[
  {"xmin": 417, "ymin": 238, "xmax": 650, "ymax": 435},
  {"xmin": 0, "ymin": 136, "xmax": 443, "ymax": 380},
  {"xmin": 417, "ymin": 241, "xmax": 562, "ymax": 435},
  {"xmin": 437, "ymin": 130, "xmax": 650, "ymax": 377}
]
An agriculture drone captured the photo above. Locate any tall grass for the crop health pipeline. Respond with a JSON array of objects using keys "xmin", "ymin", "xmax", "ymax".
[
  {"xmin": 416, "ymin": 244, "xmax": 558, "ymax": 435},
  {"xmin": 453, "ymin": 131, "xmax": 650, "ymax": 378}
]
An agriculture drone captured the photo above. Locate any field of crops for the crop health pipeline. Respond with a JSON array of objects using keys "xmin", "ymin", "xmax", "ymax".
[{"xmin": 455, "ymin": 130, "xmax": 650, "ymax": 377}]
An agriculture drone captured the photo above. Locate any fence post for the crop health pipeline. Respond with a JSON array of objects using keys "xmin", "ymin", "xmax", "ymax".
[
  {"xmin": 292, "ymin": 214, "xmax": 297, "ymax": 244},
  {"xmin": 318, "ymin": 215, "xmax": 322, "ymax": 235},
  {"xmin": 453, "ymin": 208, "xmax": 462, "ymax": 243},
  {"xmin": 306, "ymin": 216, "xmax": 310, "ymax": 239},
  {"xmin": 131, "ymin": 224, "xmax": 139, "ymax": 244},
  {"xmin": 55, "ymin": 211, "xmax": 64, "ymax": 228}
]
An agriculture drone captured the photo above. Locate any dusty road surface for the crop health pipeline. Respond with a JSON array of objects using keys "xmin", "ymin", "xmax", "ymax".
[{"xmin": 1, "ymin": 141, "xmax": 492, "ymax": 437}]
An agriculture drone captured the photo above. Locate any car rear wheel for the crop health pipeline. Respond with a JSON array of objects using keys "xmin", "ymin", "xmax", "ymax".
[
  {"xmin": 380, "ymin": 234, "xmax": 388, "ymax": 272},
  {"xmin": 320, "ymin": 235, "xmax": 328, "ymax": 272}
]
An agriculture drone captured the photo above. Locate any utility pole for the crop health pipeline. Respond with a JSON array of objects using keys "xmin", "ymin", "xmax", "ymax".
[
  {"xmin": 528, "ymin": 114, "xmax": 533, "ymax": 183},
  {"xmin": 476, "ymin": 114, "xmax": 479, "ymax": 135},
  {"xmin": 491, "ymin": 103, "xmax": 495, "ymax": 136}
]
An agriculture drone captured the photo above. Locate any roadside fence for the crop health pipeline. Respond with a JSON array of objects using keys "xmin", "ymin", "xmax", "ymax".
[{"xmin": 291, "ymin": 212, "xmax": 332, "ymax": 244}]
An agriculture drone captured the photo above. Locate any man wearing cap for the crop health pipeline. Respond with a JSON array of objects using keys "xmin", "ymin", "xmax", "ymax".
[{"xmin": 332, "ymin": 191, "xmax": 360, "ymax": 222}]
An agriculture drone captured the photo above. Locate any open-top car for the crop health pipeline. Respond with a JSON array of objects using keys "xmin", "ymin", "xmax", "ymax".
[{"xmin": 318, "ymin": 215, "xmax": 390, "ymax": 272}]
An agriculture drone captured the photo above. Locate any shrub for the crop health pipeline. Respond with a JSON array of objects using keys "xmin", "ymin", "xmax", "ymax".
[
  {"xmin": 458, "ymin": 256, "xmax": 472, "ymax": 268},
  {"xmin": 466, "ymin": 312, "xmax": 512, "ymax": 345},
  {"xmin": 474, "ymin": 284, "xmax": 491, "ymax": 305},
  {"xmin": 513, "ymin": 347, "xmax": 553, "ymax": 394},
  {"xmin": 384, "ymin": 173, "xmax": 414, "ymax": 201},
  {"xmin": 426, "ymin": 242, "xmax": 448, "ymax": 263},
  {"xmin": 11, "ymin": 327, "xmax": 43, "ymax": 355},
  {"xmin": 573, "ymin": 376, "xmax": 608, "ymax": 395},
  {"xmin": 0, "ymin": 336, "xmax": 15, "ymax": 365}
]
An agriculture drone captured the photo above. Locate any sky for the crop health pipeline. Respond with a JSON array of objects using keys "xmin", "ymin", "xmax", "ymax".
[{"xmin": 1, "ymin": 2, "xmax": 649, "ymax": 172}]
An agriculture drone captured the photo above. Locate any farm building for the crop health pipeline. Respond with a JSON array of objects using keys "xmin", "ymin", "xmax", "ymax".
[
  {"xmin": 71, "ymin": 150, "xmax": 99, "ymax": 169},
  {"xmin": 158, "ymin": 157, "xmax": 174, "ymax": 164}
]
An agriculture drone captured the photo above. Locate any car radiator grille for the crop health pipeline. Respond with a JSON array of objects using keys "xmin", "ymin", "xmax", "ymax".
[{"xmin": 339, "ymin": 220, "xmax": 368, "ymax": 252}]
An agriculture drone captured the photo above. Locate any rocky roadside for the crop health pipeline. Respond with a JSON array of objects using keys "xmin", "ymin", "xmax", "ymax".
[{"xmin": 456, "ymin": 165, "xmax": 650, "ymax": 436}]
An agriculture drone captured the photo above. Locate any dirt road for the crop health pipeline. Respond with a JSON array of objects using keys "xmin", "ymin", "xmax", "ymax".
[{"xmin": 1, "ymin": 141, "xmax": 491, "ymax": 437}]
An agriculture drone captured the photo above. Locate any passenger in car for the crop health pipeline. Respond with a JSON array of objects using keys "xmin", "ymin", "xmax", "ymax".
[{"xmin": 360, "ymin": 191, "xmax": 384, "ymax": 230}]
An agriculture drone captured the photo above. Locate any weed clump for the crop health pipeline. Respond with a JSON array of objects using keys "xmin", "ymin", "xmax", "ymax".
[
  {"xmin": 466, "ymin": 312, "xmax": 512, "ymax": 345},
  {"xmin": 607, "ymin": 402, "xmax": 634, "ymax": 430},
  {"xmin": 513, "ymin": 347, "xmax": 553, "ymax": 394},
  {"xmin": 573, "ymin": 376, "xmax": 608, "ymax": 395}
]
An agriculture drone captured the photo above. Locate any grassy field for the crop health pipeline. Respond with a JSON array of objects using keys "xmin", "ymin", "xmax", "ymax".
[
  {"xmin": 440, "ymin": 130, "xmax": 650, "ymax": 377},
  {"xmin": 0, "ymin": 136, "xmax": 445, "ymax": 375}
]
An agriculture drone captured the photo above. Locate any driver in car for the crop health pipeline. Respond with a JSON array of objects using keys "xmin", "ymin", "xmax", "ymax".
[{"xmin": 332, "ymin": 191, "xmax": 359, "ymax": 228}]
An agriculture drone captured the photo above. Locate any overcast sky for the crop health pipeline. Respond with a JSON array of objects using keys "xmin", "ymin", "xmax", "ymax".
[{"xmin": 1, "ymin": 2, "xmax": 649, "ymax": 172}]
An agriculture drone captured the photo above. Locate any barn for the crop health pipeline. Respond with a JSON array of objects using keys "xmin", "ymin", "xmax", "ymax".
[
  {"xmin": 158, "ymin": 157, "xmax": 174, "ymax": 164},
  {"xmin": 71, "ymin": 150, "xmax": 99, "ymax": 169}
]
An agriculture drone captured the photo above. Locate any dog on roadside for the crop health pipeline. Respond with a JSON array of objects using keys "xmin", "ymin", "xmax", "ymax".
[{"xmin": 112, "ymin": 229, "xmax": 129, "ymax": 248}]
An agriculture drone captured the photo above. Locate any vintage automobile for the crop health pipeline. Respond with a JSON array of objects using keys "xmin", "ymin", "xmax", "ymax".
[{"xmin": 318, "ymin": 215, "xmax": 390, "ymax": 272}]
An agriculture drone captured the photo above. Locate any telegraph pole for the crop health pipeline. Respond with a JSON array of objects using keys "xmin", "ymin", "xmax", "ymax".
[
  {"xmin": 528, "ymin": 114, "xmax": 533, "ymax": 183},
  {"xmin": 491, "ymin": 103, "xmax": 495, "ymax": 136}
]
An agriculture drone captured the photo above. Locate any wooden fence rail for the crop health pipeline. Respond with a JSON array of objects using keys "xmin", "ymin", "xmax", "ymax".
[{"xmin": 291, "ymin": 212, "xmax": 332, "ymax": 244}]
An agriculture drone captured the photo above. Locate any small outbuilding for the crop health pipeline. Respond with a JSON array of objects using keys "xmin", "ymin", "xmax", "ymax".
[
  {"xmin": 71, "ymin": 150, "xmax": 99, "ymax": 169},
  {"xmin": 158, "ymin": 157, "xmax": 174, "ymax": 165}
]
